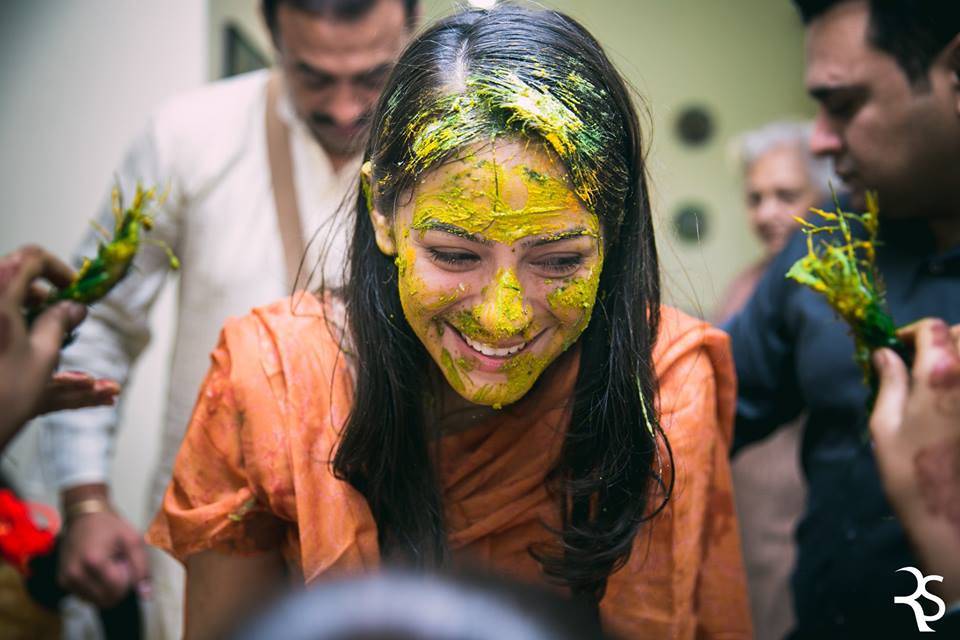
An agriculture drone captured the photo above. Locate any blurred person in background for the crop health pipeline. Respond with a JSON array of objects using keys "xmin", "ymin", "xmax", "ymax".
[
  {"xmin": 727, "ymin": 0, "xmax": 960, "ymax": 635},
  {"xmin": 35, "ymin": 1, "xmax": 418, "ymax": 638},
  {"xmin": 716, "ymin": 121, "xmax": 835, "ymax": 322},
  {"xmin": 717, "ymin": 121, "xmax": 835, "ymax": 640}
]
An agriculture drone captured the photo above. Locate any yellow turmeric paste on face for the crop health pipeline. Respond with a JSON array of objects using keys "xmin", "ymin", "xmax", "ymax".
[{"xmin": 392, "ymin": 143, "xmax": 604, "ymax": 409}]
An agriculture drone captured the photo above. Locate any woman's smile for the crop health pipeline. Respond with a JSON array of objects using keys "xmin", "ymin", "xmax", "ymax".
[{"xmin": 445, "ymin": 322, "xmax": 548, "ymax": 373}]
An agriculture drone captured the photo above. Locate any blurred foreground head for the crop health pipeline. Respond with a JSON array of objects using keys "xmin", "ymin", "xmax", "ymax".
[{"xmin": 232, "ymin": 571, "xmax": 608, "ymax": 640}]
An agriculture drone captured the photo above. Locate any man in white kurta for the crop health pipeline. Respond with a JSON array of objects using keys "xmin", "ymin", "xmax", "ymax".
[{"xmin": 38, "ymin": 1, "xmax": 415, "ymax": 637}]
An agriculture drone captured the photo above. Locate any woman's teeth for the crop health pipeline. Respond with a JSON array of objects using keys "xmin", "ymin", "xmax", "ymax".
[{"xmin": 462, "ymin": 333, "xmax": 526, "ymax": 357}]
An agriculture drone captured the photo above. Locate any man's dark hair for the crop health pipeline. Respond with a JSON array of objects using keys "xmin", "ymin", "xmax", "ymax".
[
  {"xmin": 793, "ymin": 0, "xmax": 959, "ymax": 85},
  {"xmin": 262, "ymin": 0, "xmax": 419, "ymax": 37}
]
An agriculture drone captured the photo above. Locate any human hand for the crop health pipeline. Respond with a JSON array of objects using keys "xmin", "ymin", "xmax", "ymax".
[
  {"xmin": 0, "ymin": 245, "xmax": 118, "ymax": 448},
  {"xmin": 871, "ymin": 318, "xmax": 960, "ymax": 599},
  {"xmin": 58, "ymin": 486, "xmax": 150, "ymax": 608},
  {"xmin": 36, "ymin": 370, "xmax": 120, "ymax": 416}
]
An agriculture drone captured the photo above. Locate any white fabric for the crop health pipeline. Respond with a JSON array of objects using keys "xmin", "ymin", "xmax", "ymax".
[{"xmin": 36, "ymin": 69, "xmax": 358, "ymax": 638}]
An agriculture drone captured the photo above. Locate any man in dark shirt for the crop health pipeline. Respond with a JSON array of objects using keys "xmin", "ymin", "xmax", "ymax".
[{"xmin": 727, "ymin": 1, "xmax": 960, "ymax": 636}]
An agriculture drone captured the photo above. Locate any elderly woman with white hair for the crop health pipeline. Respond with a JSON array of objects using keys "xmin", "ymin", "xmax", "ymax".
[
  {"xmin": 716, "ymin": 121, "xmax": 837, "ymax": 322},
  {"xmin": 718, "ymin": 121, "xmax": 838, "ymax": 640}
]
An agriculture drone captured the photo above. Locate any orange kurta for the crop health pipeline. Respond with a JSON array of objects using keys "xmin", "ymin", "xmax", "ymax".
[{"xmin": 147, "ymin": 293, "xmax": 751, "ymax": 639}]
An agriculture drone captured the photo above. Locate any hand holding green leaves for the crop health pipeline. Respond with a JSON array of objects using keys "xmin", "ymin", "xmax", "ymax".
[{"xmin": 0, "ymin": 246, "xmax": 118, "ymax": 450}]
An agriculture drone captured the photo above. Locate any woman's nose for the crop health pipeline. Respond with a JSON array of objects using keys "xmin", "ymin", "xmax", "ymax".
[{"xmin": 474, "ymin": 267, "xmax": 533, "ymax": 339}]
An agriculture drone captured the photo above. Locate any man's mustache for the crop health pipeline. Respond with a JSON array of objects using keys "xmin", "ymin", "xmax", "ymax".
[{"xmin": 309, "ymin": 111, "xmax": 373, "ymax": 131}]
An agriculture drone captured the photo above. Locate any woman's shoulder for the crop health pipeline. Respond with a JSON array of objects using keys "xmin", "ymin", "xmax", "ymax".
[
  {"xmin": 218, "ymin": 291, "xmax": 354, "ymax": 409},
  {"xmin": 653, "ymin": 305, "xmax": 731, "ymax": 369},
  {"xmin": 221, "ymin": 291, "xmax": 348, "ymax": 360},
  {"xmin": 653, "ymin": 305, "xmax": 736, "ymax": 445}
]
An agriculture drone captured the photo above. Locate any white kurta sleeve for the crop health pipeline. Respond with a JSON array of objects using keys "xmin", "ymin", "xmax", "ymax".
[{"xmin": 38, "ymin": 117, "xmax": 182, "ymax": 489}]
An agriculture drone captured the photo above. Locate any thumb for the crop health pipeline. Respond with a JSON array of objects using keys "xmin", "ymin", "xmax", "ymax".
[
  {"xmin": 29, "ymin": 302, "xmax": 85, "ymax": 366},
  {"xmin": 870, "ymin": 348, "xmax": 909, "ymax": 443}
]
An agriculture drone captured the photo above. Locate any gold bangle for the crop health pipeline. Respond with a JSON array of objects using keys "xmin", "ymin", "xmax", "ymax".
[{"xmin": 65, "ymin": 498, "xmax": 112, "ymax": 522}]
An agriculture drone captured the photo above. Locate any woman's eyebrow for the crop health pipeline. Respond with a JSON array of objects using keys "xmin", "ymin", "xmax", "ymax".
[
  {"xmin": 415, "ymin": 220, "xmax": 491, "ymax": 245},
  {"xmin": 521, "ymin": 228, "xmax": 591, "ymax": 248}
]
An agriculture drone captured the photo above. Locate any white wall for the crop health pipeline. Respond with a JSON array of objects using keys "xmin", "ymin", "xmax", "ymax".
[{"xmin": 0, "ymin": 1, "xmax": 206, "ymax": 527}]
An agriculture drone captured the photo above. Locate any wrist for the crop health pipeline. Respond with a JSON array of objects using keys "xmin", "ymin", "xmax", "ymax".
[
  {"xmin": 62, "ymin": 483, "xmax": 112, "ymax": 522},
  {"xmin": 64, "ymin": 497, "xmax": 113, "ymax": 523}
]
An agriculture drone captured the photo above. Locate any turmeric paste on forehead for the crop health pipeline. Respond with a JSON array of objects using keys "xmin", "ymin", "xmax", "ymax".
[{"xmin": 411, "ymin": 160, "xmax": 600, "ymax": 246}]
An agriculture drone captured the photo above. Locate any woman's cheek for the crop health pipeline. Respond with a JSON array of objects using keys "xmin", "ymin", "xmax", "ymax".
[
  {"xmin": 545, "ymin": 261, "xmax": 602, "ymax": 328},
  {"xmin": 398, "ymin": 252, "xmax": 468, "ymax": 323}
]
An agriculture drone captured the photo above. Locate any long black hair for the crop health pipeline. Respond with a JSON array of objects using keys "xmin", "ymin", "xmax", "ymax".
[{"xmin": 333, "ymin": 3, "xmax": 671, "ymax": 603}]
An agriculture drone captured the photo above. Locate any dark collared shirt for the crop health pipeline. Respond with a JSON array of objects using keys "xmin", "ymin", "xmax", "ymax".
[{"xmin": 725, "ymin": 217, "xmax": 960, "ymax": 638}]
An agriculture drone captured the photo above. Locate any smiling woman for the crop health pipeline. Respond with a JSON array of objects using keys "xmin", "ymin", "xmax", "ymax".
[{"xmin": 147, "ymin": 4, "xmax": 751, "ymax": 639}]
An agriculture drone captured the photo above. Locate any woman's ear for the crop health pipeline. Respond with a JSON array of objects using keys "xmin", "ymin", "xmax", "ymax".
[
  {"xmin": 362, "ymin": 161, "xmax": 396, "ymax": 255},
  {"xmin": 369, "ymin": 206, "xmax": 397, "ymax": 256}
]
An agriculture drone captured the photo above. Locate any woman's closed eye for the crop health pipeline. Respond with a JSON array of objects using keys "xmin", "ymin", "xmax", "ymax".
[
  {"xmin": 530, "ymin": 253, "xmax": 584, "ymax": 276},
  {"xmin": 427, "ymin": 247, "xmax": 480, "ymax": 270}
]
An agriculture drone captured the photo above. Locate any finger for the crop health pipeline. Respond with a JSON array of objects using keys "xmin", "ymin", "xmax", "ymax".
[
  {"xmin": 122, "ymin": 534, "xmax": 150, "ymax": 590},
  {"xmin": 30, "ymin": 301, "xmax": 85, "ymax": 364},
  {"xmin": 895, "ymin": 321, "xmax": 920, "ymax": 343},
  {"xmin": 37, "ymin": 251, "xmax": 75, "ymax": 288},
  {"xmin": 951, "ymin": 324, "xmax": 960, "ymax": 352},
  {"xmin": 38, "ymin": 388, "xmax": 117, "ymax": 414},
  {"xmin": 61, "ymin": 555, "xmax": 111, "ymax": 606},
  {"xmin": 912, "ymin": 318, "xmax": 960, "ymax": 385},
  {"xmin": 48, "ymin": 371, "xmax": 97, "ymax": 390},
  {"xmin": 93, "ymin": 379, "xmax": 120, "ymax": 395},
  {"xmin": 83, "ymin": 554, "xmax": 133, "ymax": 608},
  {"xmin": 2, "ymin": 246, "xmax": 74, "ymax": 304},
  {"xmin": 25, "ymin": 282, "xmax": 51, "ymax": 308},
  {"xmin": 870, "ymin": 348, "xmax": 910, "ymax": 442},
  {"xmin": 22, "ymin": 303, "xmax": 85, "ymax": 408},
  {"xmin": 99, "ymin": 558, "xmax": 135, "ymax": 606},
  {"xmin": 45, "ymin": 374, "xmax": 118, "ymax": 395}
]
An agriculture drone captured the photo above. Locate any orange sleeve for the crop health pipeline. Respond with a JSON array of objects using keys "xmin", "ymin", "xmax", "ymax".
[
  {"xmin": 146, "ymin": 321, "xmax": 286, "ymax": 562},
  {"xmin": 602, "ymin": 313, "xmax": 751, "ymax": 639}
]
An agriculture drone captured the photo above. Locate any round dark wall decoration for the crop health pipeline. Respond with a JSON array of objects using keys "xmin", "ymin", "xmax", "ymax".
[
  {"xmin": 675, "ymin": 105, "xmax": 714, "ymax": 147},
  {"xmin": 673, "ymin": 203, "xmax": 710, "ymax": 244}
]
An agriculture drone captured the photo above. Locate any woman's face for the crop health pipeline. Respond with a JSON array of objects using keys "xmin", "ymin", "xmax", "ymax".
[
  {"xmin": 745, "ymin": 144, "xmax": 821, "ymax": 256},
  {"xmin": 375, "ymin": 139, "xmax": 604, "ymax": 408}
]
